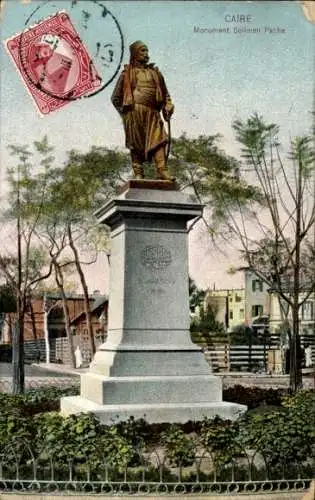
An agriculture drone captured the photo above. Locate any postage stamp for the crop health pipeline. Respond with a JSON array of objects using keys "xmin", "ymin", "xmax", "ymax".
[{"xmin": 4, "ymin": 10, "xmax": 102, "ymax": 115}]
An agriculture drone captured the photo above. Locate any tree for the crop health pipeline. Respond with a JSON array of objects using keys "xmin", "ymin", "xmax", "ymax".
[
  {"xmin": 39, "ymin": 271, "xmax": 78, "ymax": 365},
  {"xmin": 0, "ymin": 139, "xmax": 58, "ymax": 393},
  {"xmin": 53, "ymin": 263, "xmax": 76, "ymax": 368},
  {"xmin": 189, "ymin": 277, "xmax": 206, "ymax": 314},
  {"xmin": 42, "ymin": 146, "xmax": 129, "ymax": 359},
  {"xmin": 169, "ymin": 133, "xmax": 261, "ymax": 234},
  {"xmin": 223, "ymin": 114, "xmax": 314, "ymax": 391},
  {"xmin": 36, "ymin": 218, "xmax": 84, "ymax": 367},
  {"xmin": 7, "ymin": 139, "xmax": 129, "ymax": 368}
]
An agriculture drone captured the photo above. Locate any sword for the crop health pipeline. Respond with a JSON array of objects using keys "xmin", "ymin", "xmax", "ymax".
[{"xmin": 166, "ymin": 118, "xmax": 172, "ymax": 162}]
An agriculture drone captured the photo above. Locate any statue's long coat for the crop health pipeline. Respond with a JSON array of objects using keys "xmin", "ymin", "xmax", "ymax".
[{"xmin": 111, "ymin": 64, "xmax": 173, "ymax": 160}]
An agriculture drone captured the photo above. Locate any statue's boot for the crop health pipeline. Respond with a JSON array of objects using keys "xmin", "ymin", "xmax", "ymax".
[
  {"xmin": 132, "ymin": 163, "xmax": 144, "ymax": 180},
  {"xmin": 153, "ymin": 146, "xmax": 175, "ymax": 181},
  {"xmin": 156, "ymin": 162, "xmax": 175, "ymax": 181}
]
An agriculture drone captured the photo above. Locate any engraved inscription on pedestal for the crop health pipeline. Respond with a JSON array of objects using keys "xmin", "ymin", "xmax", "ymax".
[{"xmin": 140, "ymin": 245, "xmax": 175, "ymax": 289}]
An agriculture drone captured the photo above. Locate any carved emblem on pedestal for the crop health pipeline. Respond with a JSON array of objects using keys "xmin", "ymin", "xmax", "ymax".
[{"xmin": 141, "ymin": 245, "xmax": 172, "ymax": 270}]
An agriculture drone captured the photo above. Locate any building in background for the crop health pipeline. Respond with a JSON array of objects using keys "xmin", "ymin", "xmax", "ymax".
[
  {"xmin": 206, "ymin": 270, "xmax": 314, "ymax": 343},
  {"xmin": 0, "ymin": 293, "xmax": 108, "ymax": 365},
  {"xmin": 268, "ymin": 290, "xmax": 315, "ymax": 337},
  {"xmin": 205, "ymin": 288, "xmax": 245, "ymax": 332},
  {"xmin": 244, "ymin": 270, "xmax": 270, "ymax": 326}
]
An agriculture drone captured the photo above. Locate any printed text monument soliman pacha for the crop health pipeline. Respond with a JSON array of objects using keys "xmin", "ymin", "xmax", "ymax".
[{"xmin": 194, "ymin": 13, "xmax": 286, "ymax": 35}]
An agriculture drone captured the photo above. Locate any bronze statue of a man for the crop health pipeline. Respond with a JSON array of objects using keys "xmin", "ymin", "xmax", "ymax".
[{"xmin": 111, "ymin": 41, "xmax": 175, "ymax": 181}]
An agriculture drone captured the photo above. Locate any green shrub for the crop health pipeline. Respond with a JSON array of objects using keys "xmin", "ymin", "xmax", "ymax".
[
  {"xmin": 238, "ymin": 390, "xmax": 315, "ymax": 468},
  {"xmin": 160, "ymin": 424, "xmax": 195, "ymax": 466},
  {"xmin": 33, "ymin": 412, "xmax": 101, "ymax": 461},
  {"xmin": 114, "ymin": 416, "xmax": 151, "ymax": 447},
  {"xmin": 0, "ymin": 413, "xmax": 34, "ymax": 449},
  {"xmin": 0, "ymin": 385, "xmax": 79, "ymax": 417},
  {"xmin": 98, "ymin": 425, "xmax": 138, "ymax": 467},
  {"xmin": 281, "ymin": 389, "xmax": 314, "ymax": 412},
  {"xmin": 200, "ymin": 416, "xmax": 242, "ymax": 466},
  {"xmin": 223, "ymin": 385, "xmax": 288, "ymax": 409},
  {"xmin": 1, "ymin": 385, "xmax": 313, "ymax": 474}
]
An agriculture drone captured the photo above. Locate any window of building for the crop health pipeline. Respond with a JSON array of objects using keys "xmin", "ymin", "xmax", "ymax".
[
  {"xmin": 302, "ymin": 301, "xmax": 314, "ymax": 321},
  {"xmin": 229, "ymin": 311, "xmax": 233, "ymax": 319},
  {"xmin": 235, "ymin": 294, "xmax": 242, "ymax": 302},
  {"xmin": 252, "ymin": 279, "xmax": 263, "ymax": 292},
  {"xmin": 252, "ymin": 305, "xmax": 263, "ymax": 317},
  {"xmin": 239, "ymin": 308, "xmax": 244, "ymax": 319}
]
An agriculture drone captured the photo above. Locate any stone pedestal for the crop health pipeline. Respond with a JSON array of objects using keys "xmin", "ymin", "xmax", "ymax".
[{"xmin": 61, "ymin": 181, "xmax": 246, "ymax": 423}]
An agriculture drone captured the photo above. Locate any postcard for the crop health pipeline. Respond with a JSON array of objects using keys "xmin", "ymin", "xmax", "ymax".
[{"xmin": 0, "ymin": 2, "xmax": 314, "ymax": 487}]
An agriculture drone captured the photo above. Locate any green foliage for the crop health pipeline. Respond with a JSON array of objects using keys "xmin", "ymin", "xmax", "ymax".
[
  {"xmin": 189, "ymin": 278, "xmax": 226, "ymax": 343},
  {"xmin": 231, "ymin": 114, "xmax": 315, "ymax": 393},
  {"xmin": 51, "ymin": 147, "xmax": 130, "ymax": 216},
  {"xmin": 22, "ymin": 385, "xmax": 80, "ymax": 404},
  {"xmin": 97, "ymin": 425, "xmax": 136, "ymax": 467},
  {"xmin": 223, "ymin": 385, "xmax": 287, "ymax": 410},
  {"xmin": 281, "ymin": 389, "xmax": 315, "ymax": 411},
  {"xmin": 232, "ymin": 113, "xmax": 280, "ymax": 164},
  {"xmin": 0, "ymin": 386, "xmax": 314, "ymax": 475},
  {"xmin": 161, "ymin": 424, "xmax": 195, "ymax": 466},
  {"xmin": 200, "ymin": 416, "xmax": 241, "ymax": 465},
  {"xmin": 6, "ymin": 138, "xmax": 55, "ymax": 222},
  {"xmin": 189, "ymin": 278, "xmax": 226, "ymax": 342},
  {"xmin": 0, "ymin": 385, "xmax": 79, "ymax": 418},
  {"xmin": 169, "ymin": 133, "xmax": 261, "ymax": 230},
  {"xmin": 196, "ymin": 304, "xmax": 225, "ymax": 334},
  {"xmin": 190, "ymin": 303, "xmax": 226, "ymax": 346},
  {"xmin": 114, "ymin": 416, "xmax": 151, "ymax": 447},
  {"xmin": 0, "ymin": 413, "xmax": 33, "ymax": 448},
  {"xmin": 288, "ymin": 136, "xmax": 314, "ymax": 177},
  {"xmin": 34, "ymin": 412, "xmax": 101, "ymax": 460},
  {"xmin": 238, "ymin": 390, "xmax": 315, "ymax": 467},
  {"xmin": 189, "ymin": 277, "xmax": 205, "ymax": 313}
]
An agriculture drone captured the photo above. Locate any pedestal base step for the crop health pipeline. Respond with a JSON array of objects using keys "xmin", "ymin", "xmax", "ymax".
[
  {"xmin": 60, "ymin": 396, "xmax": 246, "ymax": 424},
  {"xmin": 80, "ymin": 373, "xmax": 222, "ymax": 405}
]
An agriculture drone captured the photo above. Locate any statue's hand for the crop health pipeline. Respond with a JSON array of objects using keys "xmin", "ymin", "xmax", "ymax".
[{"xmin": 162, "ymin": 103, "xmax": 174, "ymax": 121}]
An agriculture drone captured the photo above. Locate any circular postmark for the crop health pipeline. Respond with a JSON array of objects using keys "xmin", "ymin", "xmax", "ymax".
[
  {"xmin": 141, "ymin": 245, "xmax": 172, "ymax": 271},
  {"xmin": 14, "ymin": 0, "xmax": 124, "ymax": 109}
]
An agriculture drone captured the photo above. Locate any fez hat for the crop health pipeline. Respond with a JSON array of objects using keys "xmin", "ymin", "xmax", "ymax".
[{"xmin": 129, "ymin": 40, "xmax": 147, "ymax": 61}]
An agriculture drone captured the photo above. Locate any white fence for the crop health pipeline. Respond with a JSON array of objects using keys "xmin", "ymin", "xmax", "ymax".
[
  {"xmin": 204, "ymin": 345, "xmax": 268, "ymax": 372},
  {"xmin": 204, "ymin": 345, "xmax": 281, "ymax": 373},
  {"xmin": 202, "ymin": 332, "xmax": 315, "ymax": 373}
]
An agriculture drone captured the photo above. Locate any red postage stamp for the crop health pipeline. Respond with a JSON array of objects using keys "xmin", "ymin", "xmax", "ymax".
[{"xmin": 4, "ymin": 11, "xmax": 102, "ymax": 115}]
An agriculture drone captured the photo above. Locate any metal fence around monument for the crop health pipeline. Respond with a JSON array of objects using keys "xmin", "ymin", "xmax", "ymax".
[{"xmin": 0, "ymin": 439, "xmax": 312, "ymax": 495}]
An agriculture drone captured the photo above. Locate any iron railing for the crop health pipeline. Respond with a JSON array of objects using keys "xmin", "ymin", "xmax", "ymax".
[{"xmin": 0, "ymin": 439, "xmax": 312, "ymax": 495}]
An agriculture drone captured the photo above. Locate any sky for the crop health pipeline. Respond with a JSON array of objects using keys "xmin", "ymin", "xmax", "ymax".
[{"xmin": 0, "ymin": 0, "xmax": 314, "ymax": 293}]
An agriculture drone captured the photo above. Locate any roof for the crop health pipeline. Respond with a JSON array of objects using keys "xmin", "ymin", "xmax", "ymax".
[
  {"xmin": 70, "ymin": 295, "xmax": 108, "ymax": 324},
  {"xmin": 91, "ymin": 295, "xmax": 108, "ymax": 313}
]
